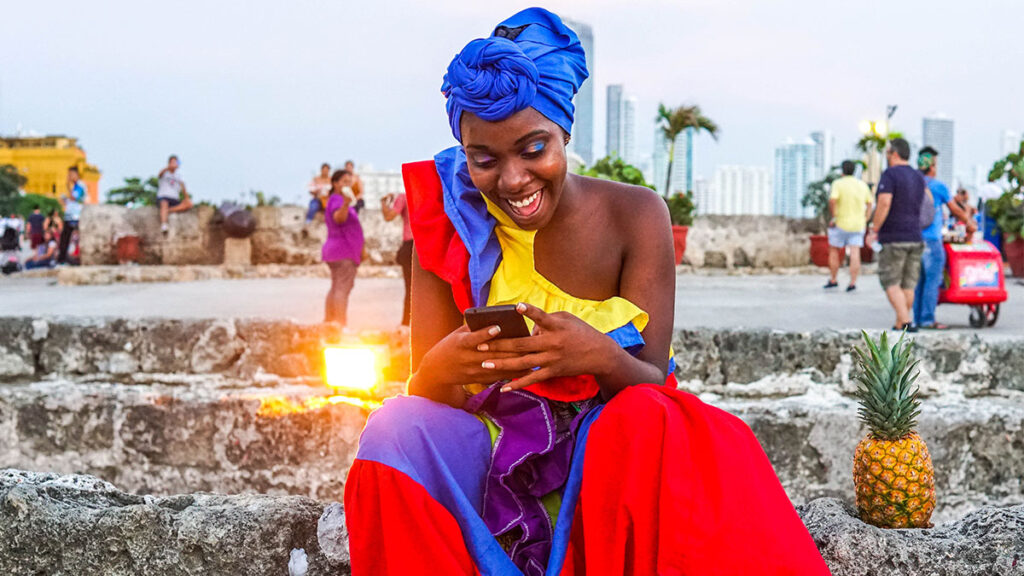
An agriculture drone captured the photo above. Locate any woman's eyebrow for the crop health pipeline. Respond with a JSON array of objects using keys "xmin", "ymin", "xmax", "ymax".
[{"xmin": 514, "ymin": 130, "xmax": 549, "ymax": 145}]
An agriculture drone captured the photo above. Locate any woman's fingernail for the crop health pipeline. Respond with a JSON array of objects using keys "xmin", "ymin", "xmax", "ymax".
[
  {"xmin": 516, "ymin": 303, "xmax": 527, "ymax": 313},
  {"xmin": 482, "ymin": 361, "xmax": 495, "ymax": 369},
  {"xmin": 500, "ymin": 386, "xmax": 511, "ymax": 393},
  {"xmin": 477, "ymin": 343, "xmax": 488, "ymax": 351},
  {"xmin": 489, "ymin": 326, "xmax": 501, "ymax": 336}
]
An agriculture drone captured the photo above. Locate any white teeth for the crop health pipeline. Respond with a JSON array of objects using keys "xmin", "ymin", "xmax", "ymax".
[{"xmin": 508, "ymin": 190, "xmax": 541, "ymax": 208}]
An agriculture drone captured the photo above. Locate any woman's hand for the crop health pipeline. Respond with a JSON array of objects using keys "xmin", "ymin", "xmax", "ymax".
[
  {"xmin": 477, "ymin": 303, "xmax": 616, "ymax": 392},
  {"xmin": 416, "ymin": 323, "xmax": 532, "ymax": 392}
]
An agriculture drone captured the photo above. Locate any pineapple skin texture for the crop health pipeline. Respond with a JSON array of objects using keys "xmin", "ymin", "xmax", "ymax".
[{"xmin": 853, "ymin": 432, "xmax": 936, "ymax": 528}]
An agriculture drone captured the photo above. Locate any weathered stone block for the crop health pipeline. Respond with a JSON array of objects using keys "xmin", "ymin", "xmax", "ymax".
[
  {"xmin": 798, "ymin": 498, "xmax": 1024, "ymax": 576},
  {"xmin": 223, "ymin": 237, "xmax": 252, "ymax": 266},
  {"xmin": 0, "ymin": 469, "xmax": 349, "ymax": 576}
]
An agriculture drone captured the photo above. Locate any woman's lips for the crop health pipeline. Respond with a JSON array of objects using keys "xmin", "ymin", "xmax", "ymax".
[{"xmin": 506, "ymin": 188, "xmax": 543, "ymax": 218}]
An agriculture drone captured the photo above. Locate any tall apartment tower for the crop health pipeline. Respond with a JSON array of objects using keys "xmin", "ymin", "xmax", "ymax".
[
  {"xmin": 652, "ymin": 125, "xmax": 694, "ymax": 196},
  {"xmin": 1001, "ymin": 129, "xmax": 1022, "ymax": 156},
  {"xmin": 773, "ymin": 138, "xmax": 816, "ymax": 218},
  {"xmin": 709, "ymin": 165, "xmax": 773, "ymax": 215},
  {"xmin": 922, "ymin": 114, "xmax": 954, "ymax": 187},
  {"xmin": 810, "ymin": 130, "xmax": 835, "ymax": 178},
  {"xmin": 606, "ymin": 84, "xmax": 623, "ymax": 159},
  {"xmin": 562, "ymin": 17, "xmax": 594, "ymax": 166}
]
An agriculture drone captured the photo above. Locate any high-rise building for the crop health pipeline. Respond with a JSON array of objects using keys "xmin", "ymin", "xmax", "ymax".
[
  {"xmin": 652, "ymin": 125, "xmax": 694, "ymax": 196},
  {"xmin": 622, "ymin": 95, "xmax": 637, "ymax": 166},
  {"xmin": 1001, "ymin": 129, "xmax": 1022, "ymax": 156},
  {"xmin": 706, "ymin": 165, "xmax": 773, "ymax": 215},
  {"xmin": 773, "ymin": 138, "xmax": 816, "ymax": 218},
  {"xmin": 809, "ymin": 130, "xmax": 835, "ymax": 178},
  {"xmin": 606, "ymin": 84, "xmax": 623, "ymax": 159},
  {"xmin": 562, "ymin": 17, "xmax": 593, "ymax": 166},
  {"xmin": 922, "ymin": 114, "xmax": 954, "ymax": 187},
  {"xmin": 692, "ymin": 176, "xmax": 709, "ymax": 213}
]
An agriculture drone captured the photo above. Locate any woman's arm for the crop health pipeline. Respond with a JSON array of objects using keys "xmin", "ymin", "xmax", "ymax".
[
  {"xmin": 478, "ymin": 185, "xmax": 676, "ymax": 400},
  {"xmin": 331, "ymin": 197, "xmax": 351, "ymax": 223},
  {"xmin": 407, "ymin": 251, "xmax": 532, "ymax": 407}
]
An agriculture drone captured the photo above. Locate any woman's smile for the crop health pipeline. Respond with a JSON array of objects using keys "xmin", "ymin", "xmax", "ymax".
[{"xmin": 503, "ymin": 187, "xmax": 544, "ymax": 220}]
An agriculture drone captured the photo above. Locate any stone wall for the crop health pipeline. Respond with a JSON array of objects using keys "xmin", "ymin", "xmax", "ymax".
[
  {"xmin": 81, "ymin": 205, "xmax": 820, "ymax": 269},
  {"xmin": 2, "ymin": 318, "xmax": 1023, "ymax": 523},
  {"xmin": 683, "ymin": 214, "xmax": 821, "ymax": 268},
  {"xmin": 2, "ymin": 469, "xmax": 1021, "ymax": 576},
  {"xmin": 80, "ymin": 204, "xmax": 405, "ymax": 267}
]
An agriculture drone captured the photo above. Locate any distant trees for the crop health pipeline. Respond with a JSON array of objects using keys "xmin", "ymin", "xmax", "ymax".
[
  {"xmin": 106, "ymin": 177, "xmax": 158, "ymax": 207},
  {"xmin": 656, "ymin": 104, "xmax": 718, "ymax": 197},
  {"xmin": 579, "ymin": 155, "xmax": 655, "ymax": 190}
]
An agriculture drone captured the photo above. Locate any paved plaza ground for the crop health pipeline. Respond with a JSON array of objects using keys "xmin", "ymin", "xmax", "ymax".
[{"xmin": 1, "ymin": 273, "xmax": 1021, "ymax": 336}]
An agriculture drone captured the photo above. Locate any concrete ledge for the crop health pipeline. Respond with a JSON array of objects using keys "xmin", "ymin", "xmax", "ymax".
[{"xmin": 56, "ymin": 264, "xmax": 402, "ymax": 285}]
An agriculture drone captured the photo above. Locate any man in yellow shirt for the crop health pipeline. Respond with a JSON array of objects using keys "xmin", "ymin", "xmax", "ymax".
[{"xmin": 825, "ymin": 161, "xmax": 874, "ymax": 291}]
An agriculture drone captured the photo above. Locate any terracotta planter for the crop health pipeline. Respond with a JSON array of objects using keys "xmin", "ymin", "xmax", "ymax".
[
  {"xmin": 1006, "ymin": 236, "xmax": 1024, "ymax": 278},
  {"xmin": 671, "ymin": 225, "xmax": 689, "ymax": 265},
  {"xmin": 115, "ymin": 235, "xmax": 141, "ymax": 264},
  {"xmin": 809, "ymin": 234, "xmax": 830, "ymax": 267},
  {"xmin": 860, "ymin": 233, "xmax": 875, "ymax": 264}
]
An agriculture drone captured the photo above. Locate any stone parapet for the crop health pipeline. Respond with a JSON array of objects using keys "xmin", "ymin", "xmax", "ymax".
[{"xmin": 80, "ymin": 205, "xmax": 824, "ymax": 269}]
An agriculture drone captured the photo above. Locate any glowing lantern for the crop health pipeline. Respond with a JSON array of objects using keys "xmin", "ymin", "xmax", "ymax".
[{"xmin": 323, "ymin": 347, "xmax": 379, "ymax": 394}]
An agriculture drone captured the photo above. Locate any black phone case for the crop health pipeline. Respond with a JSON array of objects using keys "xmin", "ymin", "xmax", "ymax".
[{"xmin": 464, "ymin": 305, "xmax": 531, "ymax": 339}]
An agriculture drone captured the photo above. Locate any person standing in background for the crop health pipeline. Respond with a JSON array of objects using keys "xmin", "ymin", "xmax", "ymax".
[
  {"xmin": 344, "ymin": 160, "xmax": 365, "ymax": 213},
  {"xmin": 322, "ymin": 169, "xmax": 365, "ymax": 326},
  {"xmin": 59, "ymin": 166, "xmax": 86, "ymax": 264},
  {"xmin": 866, "ymin": 138, "xmax": 925, "ymax": 332},
  {"xmin": 26, "ymin": 206, "xmax": 46, "ymax": 250},
  {"xmin": 305, "ymin": 163, "xmax": 332, "ymax": 223},
  {"xmin": 157, "ymin": 155, "xmax": 194, "ymax": 234},
  {"xmin": 825, "ymin": 160, "xmax": 873, "ymax": 292},
  {"xmin": 381, "ymin": 191, "xmax": 413, "ymax": 325},
  {"xmin": 913, "ymin": 147, "xmax": 977, "ymax": 330}
]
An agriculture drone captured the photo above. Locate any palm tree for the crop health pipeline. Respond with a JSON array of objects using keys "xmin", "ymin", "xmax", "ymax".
[{"xmin": 656, "ymin": 104, "xmax": 719, "ymax": 197}]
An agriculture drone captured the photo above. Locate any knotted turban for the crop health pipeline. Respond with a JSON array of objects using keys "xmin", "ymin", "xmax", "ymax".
[{"xmin": 441, "ymin": 7, "xmax": 589, "ymax": 143}]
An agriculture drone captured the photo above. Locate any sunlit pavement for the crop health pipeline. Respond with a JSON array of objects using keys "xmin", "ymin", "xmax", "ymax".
[{"xmin": 0, "ymin": 274, "xmax": 1021, "ymax": 337}]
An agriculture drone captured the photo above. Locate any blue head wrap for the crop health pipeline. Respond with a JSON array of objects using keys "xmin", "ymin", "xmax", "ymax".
[{"xmin": 441, "ymin": 7, "xmax": 589, "ymax": 142}]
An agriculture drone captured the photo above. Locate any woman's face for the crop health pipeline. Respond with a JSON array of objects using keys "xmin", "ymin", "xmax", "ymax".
[{"xmin": 460, "ymin": 108, "xmax": 568, "ymax": 230}]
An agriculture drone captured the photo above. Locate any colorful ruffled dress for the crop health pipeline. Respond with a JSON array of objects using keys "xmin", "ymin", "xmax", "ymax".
[{"xmin": 343, "ymin": 148, "xmax": 830, "ymax": 576}]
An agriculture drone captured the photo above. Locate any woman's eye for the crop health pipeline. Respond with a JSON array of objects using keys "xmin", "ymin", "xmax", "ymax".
[
  {"xmin": 471, "ymin": 156, "xmax": 496, "ymax": 168},
  {"xmin": 522, "ymin": 143, "xmax": 546, "ymax": 158}
]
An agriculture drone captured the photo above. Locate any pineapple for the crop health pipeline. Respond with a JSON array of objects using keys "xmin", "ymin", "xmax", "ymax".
[{"xmin": 851, "ymin": 331, "xmax": 935, "ymax": 529}]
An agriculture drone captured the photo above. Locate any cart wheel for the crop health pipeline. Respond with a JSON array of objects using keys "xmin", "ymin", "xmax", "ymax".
[
  {"xmin": 968, "ymin": 306, "xmax": 986, "ymax": 328},
  {"xmin": 986, "ymin": 304, "xmax": 1000, "ymax": 327}
]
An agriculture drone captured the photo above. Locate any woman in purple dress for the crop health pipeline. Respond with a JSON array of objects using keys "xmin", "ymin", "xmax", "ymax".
[{"xmin": 322, "ymin": 169, "xmax": 365, "ymax": 325}]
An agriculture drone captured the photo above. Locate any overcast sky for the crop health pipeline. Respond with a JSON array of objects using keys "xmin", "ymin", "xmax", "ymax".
[{"xmin": 3, "ymin": 0, "xmax": 1022, "ymax": 204}]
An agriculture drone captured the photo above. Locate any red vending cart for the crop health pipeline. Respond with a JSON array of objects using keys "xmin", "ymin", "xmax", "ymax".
[{"xmin": 938, "ymin": 240, "xmax": 1008, "ymax": 328}]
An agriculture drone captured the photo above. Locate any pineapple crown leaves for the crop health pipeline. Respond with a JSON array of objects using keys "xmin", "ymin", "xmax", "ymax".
[{"xmin": 852, "ymin": 330, "xmax": 923, "ymax": 439}]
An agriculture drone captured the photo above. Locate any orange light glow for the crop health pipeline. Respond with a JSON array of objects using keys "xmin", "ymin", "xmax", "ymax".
[
  {"xmin": 323, "ymin": 347, "xmax": 378, "ymax": 393},
  {"xmin": 256, "ymin": 394, "xmax": 382, "ymax": 418}
]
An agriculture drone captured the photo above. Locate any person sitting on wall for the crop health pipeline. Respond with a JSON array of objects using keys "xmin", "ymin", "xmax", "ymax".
[
  {"xmin": 24, "ymin": 228, "xmax": 58, "ymax": 269},
  {"xmin": 157, "ymin": 155, "xmax": 194, "ymax": 234}
]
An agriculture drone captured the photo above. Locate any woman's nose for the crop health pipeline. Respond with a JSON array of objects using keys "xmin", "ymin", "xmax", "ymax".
[{"xmin": 498, "ymin": 160, "xmax": 530, "ymax": 193}]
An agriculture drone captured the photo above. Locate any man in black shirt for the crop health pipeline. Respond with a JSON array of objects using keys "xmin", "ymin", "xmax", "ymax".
[{"xmin": 866, "ymin": 138, "xmax": 924, "ymax": 332}]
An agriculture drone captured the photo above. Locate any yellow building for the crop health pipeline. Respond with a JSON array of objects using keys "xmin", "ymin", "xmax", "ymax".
[{"xmin": 0, "ymin": 135, "xmax": 101, "ymax": 203}]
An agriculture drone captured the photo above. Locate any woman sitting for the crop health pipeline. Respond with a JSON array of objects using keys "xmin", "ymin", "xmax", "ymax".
[
  {"xmin": 344, "ymin": 8, "xmax": 828, "ymax": 575},
  {"xmin": 24, "ymin": 229, "xmax": 58, "ymax": 269}
]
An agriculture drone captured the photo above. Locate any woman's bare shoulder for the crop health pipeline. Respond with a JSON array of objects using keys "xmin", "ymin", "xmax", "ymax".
[{"xmin": 570, "ymin": 174, "xmax": 670, "ymax": 229}]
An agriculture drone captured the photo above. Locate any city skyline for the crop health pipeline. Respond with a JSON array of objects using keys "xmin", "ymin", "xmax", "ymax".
[{"xmin": 3, "ymin": 0, "xmax": 1023, "ymax": 204}]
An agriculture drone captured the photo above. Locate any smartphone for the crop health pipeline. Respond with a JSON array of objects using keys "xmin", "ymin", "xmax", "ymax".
[{"xmin": 464, "ymin": 305, "xmax": 531, "ymax": 339}]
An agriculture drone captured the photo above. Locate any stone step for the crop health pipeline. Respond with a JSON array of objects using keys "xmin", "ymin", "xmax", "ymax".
[
  {"xmin": 3, "ymin": 469, "xmax": 1020, "ymax": 576},
  {"xmin": 716, "ymin": 387, "xmax": 1024, "ymax": 524},
  {"xmin": 3, "ymin": 379, "xmax": 1022, "ymax": 526},
  {"xmin": 0, "ymin": 381, "xmax": 370, "ymax": 502}
]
